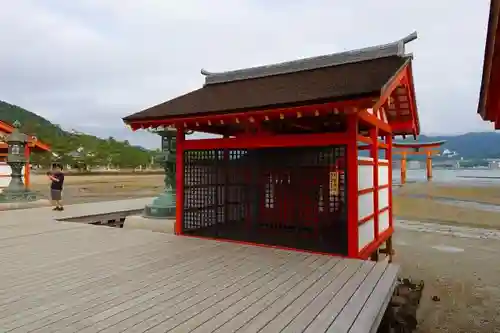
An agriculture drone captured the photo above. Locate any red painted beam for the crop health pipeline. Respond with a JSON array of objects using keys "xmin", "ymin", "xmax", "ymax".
[
  {"xmin": 0, "ymin": 121, "xmax": 12, "ymax": 133},
  {"xmin": 183, "ymin": 132, "xmax": 350, "ymax": 150},
  {"xmin": 357, "ymin": 135, "xmax": 371, "ymax": 144},
  {"xmin": 357, "ymin": 109, "xmax": 391, "ymax": 134},
  {"xmin": 31, "ymin": 140, "xmax": 51, "ymax": 152},
  {"xmin": 393, "ymin": 141, "xmax": 446, "ymax": 149}
]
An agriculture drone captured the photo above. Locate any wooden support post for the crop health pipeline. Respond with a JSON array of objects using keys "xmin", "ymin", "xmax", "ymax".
[
  {"xmin": 175, "ymin": 128, "xmax": 185, "ymax": 235},
  {"xmin": 426, "ymin": 150, "xmax": 432, "ymax": 181},
  {"xmin": 24, "ymin": 146, "xmax": 30, "ymax": 188},
  {"xmin": 347, "ymin": 114, "xmax": 359, "ymax": 258},
  {"xmin": 370, "ymin": 127, "xmax": 379, "ymax": 242},
  {"xmin": 387, "ymin": 236, "xmax": 394, "ymax": 263},
  {"xmin": 386, "ymin": 135, "xmax": 394, "ymax": 231},
  {"xmin": 400, "ymin": 151, "xmax": 407, "ymax": 185}
]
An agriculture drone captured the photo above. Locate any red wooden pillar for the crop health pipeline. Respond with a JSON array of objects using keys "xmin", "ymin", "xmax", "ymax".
[
  {"xmin": 175, "ymin": 128, "xmax": 185, "ymax": 235},
  {"xmin": 386, "ymin": 135, "xmax": 393, "ymax": 230},
  {"xmin": 347, "ymin": 114, "xmax": 359, "ymax": 257},
  {"xmin": 222, "ymin": 136, "xmax": 231, "ymax": 228},
  {"xmin": 400, "ymin": 151, "xmax": 407, "ymax": 184},
  {"xmin": 426, "ymin": 150, "xmax": 432, "ymax": 181},
  {"xmin": 370, "ymin": 127, "xmax": 379, "ymax": 240},
  {"xmin": 24, "ymin": 146, "xmax": 31, "ymax": 188}
]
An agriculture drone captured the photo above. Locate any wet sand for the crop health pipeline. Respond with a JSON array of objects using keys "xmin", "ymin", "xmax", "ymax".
[
  {"xmin": 396, "ymin": 223, "xmax": 500, "ymax": 333},
  {"xmin": 397, "ymin": 182, "xmax": 500, "ymax": 205},
  {"xmin": 394, "ymin": 196, "xmax": 500, "ymax": 229},
  {"xmin": 394, "ymin": 183, "xmax": 500, "ymax": 229}
]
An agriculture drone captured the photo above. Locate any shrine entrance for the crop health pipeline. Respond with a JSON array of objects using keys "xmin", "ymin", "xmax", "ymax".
[{"xmin": 182, "ymin": 146, "xmax": 349, "ymax": 255}]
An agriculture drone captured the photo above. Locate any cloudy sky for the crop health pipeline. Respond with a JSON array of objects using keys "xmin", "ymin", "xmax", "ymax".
[{"xmin": 0, "ymin": 0, "xmax": 493, "ymax": 148}]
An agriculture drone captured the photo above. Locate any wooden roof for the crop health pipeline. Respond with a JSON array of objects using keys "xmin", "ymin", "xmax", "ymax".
[
  {"xmin": 124, "ymin": 33, "xmax": 417, "ymax": 123},
  {"xmin": 478, "ymin": 0, "xmax": 500, "ymax": 128},
  {"xmin": 0, "ymin": 120, "xmax": 51, "ymax": 152}
]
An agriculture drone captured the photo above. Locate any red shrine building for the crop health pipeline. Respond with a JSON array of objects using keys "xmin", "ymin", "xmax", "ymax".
[
  {"xmin": 124, "ymin": 32, "xmax": 421, "ymax": 261},
  {"xmin": 479, "ymin": 0, "xmax": 500, "ymax": 128}
]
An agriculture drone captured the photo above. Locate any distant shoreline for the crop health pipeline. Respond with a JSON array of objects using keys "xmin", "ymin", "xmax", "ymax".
[{"xmin": 458, "ymin": 175, "xmax": 500, "ymax": 179}]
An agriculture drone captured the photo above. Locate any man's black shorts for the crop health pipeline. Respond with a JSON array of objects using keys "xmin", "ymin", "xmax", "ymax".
[{"xmin": 50, "ymin": 189, "xmax": 62, "ymax": 201}]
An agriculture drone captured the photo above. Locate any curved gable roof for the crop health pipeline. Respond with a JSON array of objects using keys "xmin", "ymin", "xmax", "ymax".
[{"xmin": 124, "ymin": 32, "xmax": 418, "ymax": 123}]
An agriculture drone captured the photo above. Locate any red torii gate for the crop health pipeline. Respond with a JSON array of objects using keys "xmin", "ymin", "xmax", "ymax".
[{"xmin": 393, "ymin": 141, "xmax": 446, "ymax": 184}]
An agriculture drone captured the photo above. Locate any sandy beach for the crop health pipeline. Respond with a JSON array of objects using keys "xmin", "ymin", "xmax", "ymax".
[
  {"xmin": 29, "ymin": 173, "xmax": 164, "ymax": 205},
  {"xmin": 394, "ymin": 182, "xmax": 500, "ymax": 229}
]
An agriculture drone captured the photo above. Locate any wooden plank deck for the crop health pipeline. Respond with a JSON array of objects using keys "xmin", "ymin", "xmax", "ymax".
[
  {"xmin": 0, "ymin": 197, "xmax": 154, "ymax": 223},
  {"xmin": 0, "ymin": 199, "xmax": 399, "ymax": 332}
]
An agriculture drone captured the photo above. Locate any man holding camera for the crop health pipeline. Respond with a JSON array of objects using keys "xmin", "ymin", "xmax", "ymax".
[{"xmin": 47, "ymin": 164, "xmax": 65, "ymax": 211}]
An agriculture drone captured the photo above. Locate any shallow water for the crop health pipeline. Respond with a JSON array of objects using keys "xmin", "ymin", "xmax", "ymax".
[{"xmin": 393, "ymin": 168, "xmax": 500, "ymax": 186}]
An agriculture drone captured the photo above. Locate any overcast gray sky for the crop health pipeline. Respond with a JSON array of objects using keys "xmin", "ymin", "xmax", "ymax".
[{"xmin": 0, "ymin": 0, "xmax": 493, "ymax": 148}]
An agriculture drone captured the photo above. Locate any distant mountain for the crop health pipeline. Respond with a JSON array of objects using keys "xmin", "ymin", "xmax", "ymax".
[
  {"xmin": 396, "ymin": 132, "xmax": 500, "ymax": 160},
  {"xmin": 0, "ymin": 100, "xmax": 156, "ymax": 168}
]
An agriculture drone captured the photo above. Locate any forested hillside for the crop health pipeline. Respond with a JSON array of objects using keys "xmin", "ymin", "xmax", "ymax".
[{"xmin": 0, "ymin": 100, "xmax": 156, "ymax": 169}]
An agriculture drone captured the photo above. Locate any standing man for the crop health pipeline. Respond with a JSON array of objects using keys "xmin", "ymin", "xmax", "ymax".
[{"xmin": 47, "ymin": 163, "xmax": 65, "ymax": 211}]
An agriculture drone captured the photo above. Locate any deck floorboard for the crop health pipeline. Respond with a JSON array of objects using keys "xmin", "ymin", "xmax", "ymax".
[{"xmin": 0, "ymin": 199, "xmax": 399, "ymax": 333}]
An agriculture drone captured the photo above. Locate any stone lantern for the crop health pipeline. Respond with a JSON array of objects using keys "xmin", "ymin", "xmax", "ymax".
[
  {"xmin": 143, "ymin": 127, "xmax": 178, "ymax": 218},
  {"xmin": 5, "ymin": 121, "xmax": 28, "ymax": 193},
  {"xmin": 0, "ymin": 120, "xmax": 39, "ymax": 203}
]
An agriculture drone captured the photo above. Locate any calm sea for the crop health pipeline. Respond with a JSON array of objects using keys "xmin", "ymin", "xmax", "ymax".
[{"xmin": 393, "ymin": 169, "xmax": 500, "ymax": 186}]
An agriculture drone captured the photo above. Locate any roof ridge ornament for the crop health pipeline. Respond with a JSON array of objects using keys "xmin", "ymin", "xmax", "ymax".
[
  {"xmin": 200, "ymin": 69, "xmax": 213, "ymax": 76},
  {"xmin": 202, "ymin": 32, "xmax": 418, "ymax": 85}
]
